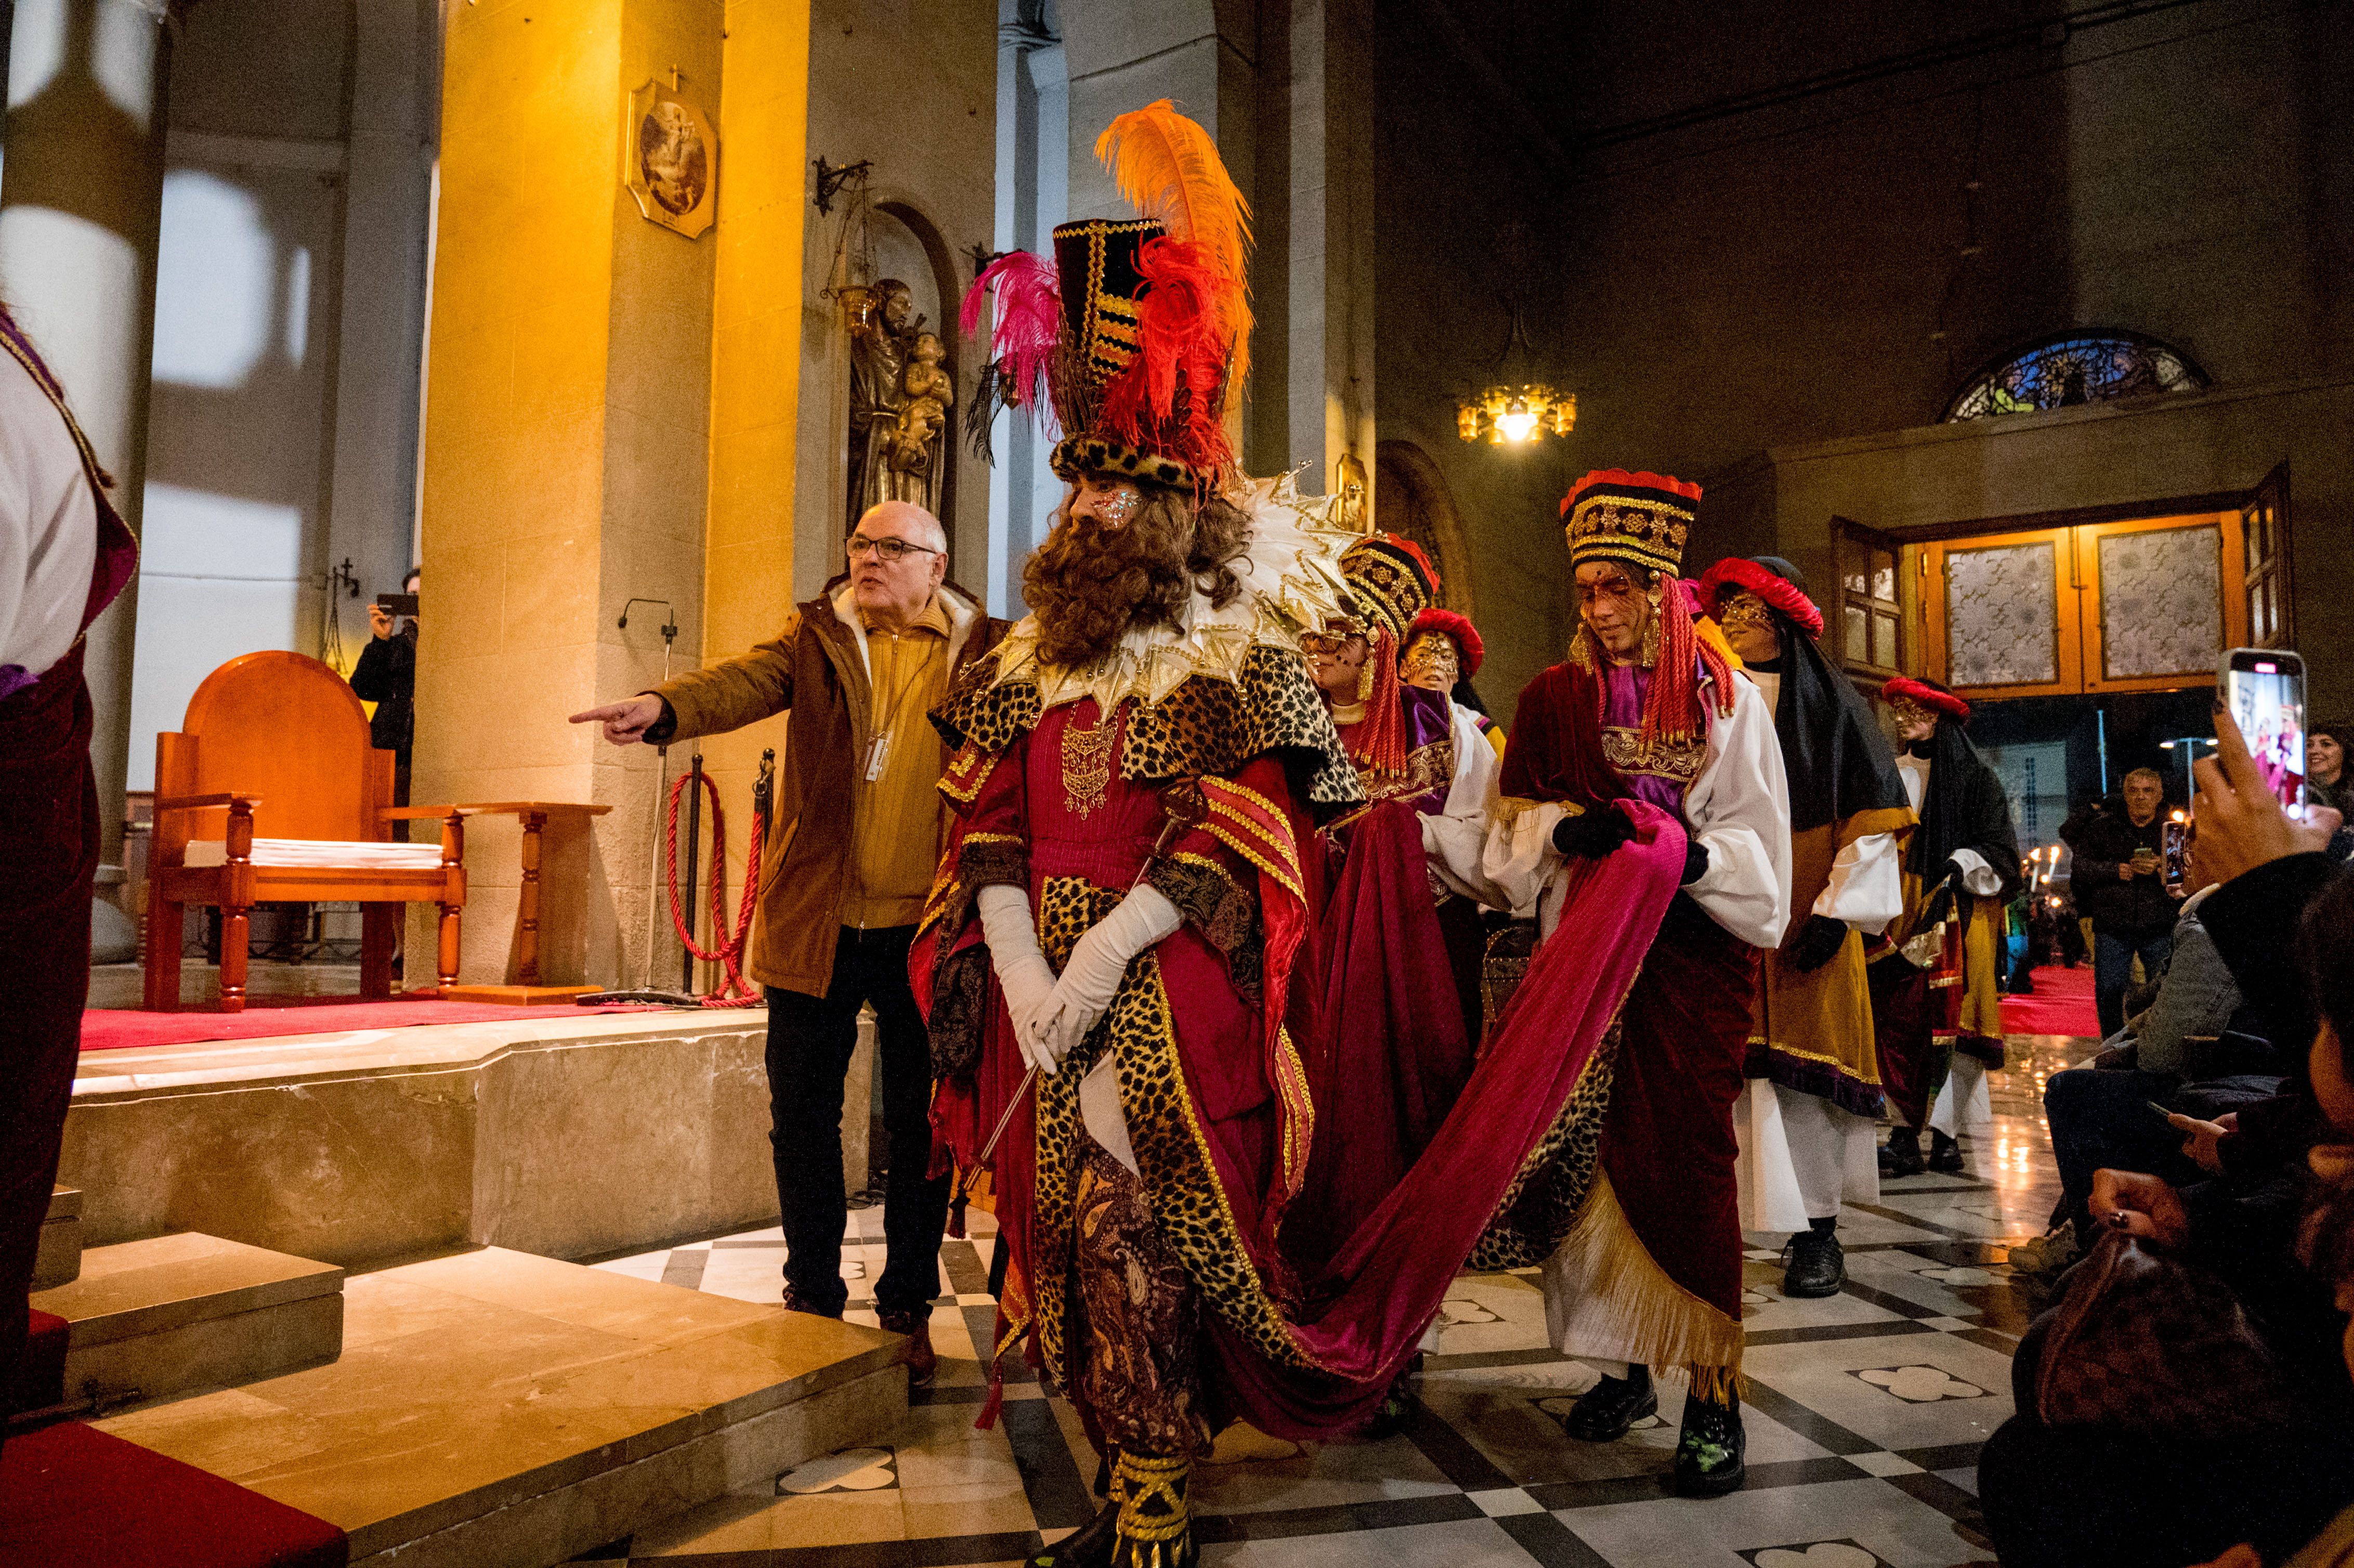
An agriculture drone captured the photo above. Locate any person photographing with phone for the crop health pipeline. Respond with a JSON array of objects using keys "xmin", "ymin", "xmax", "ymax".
[
  {"xmin": 350, "ymin": 567, "xmax": 421, "ymax": 805},
  {"xmin": 2062, "ymin": 766, "xmax": 2185, "ymax": 1039}
]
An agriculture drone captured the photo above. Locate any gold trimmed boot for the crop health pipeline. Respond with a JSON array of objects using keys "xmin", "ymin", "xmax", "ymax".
[{"xmin": 1110, "ymin": 1451, "xmax": 1195, "ymax": 1568}]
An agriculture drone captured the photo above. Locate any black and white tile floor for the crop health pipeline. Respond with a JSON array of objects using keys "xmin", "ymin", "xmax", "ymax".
[{"xmin": 573, "ymin": 1037, "xmax": 2079, "ymax": 1567}]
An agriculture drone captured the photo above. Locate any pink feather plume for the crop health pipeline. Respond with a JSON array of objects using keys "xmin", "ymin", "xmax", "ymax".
[{"xmin": 962, "ymin": 251, "xmax": 1061, "ymax": 420}]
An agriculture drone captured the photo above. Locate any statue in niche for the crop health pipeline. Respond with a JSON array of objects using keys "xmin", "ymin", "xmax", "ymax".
[
  {"xmin": 1333, "ymin": 450, "xmax": 1370, "ymax": 533},
  {"xmin": 845, "ymin": 279, "xmax": 951, "ymax": 529}
]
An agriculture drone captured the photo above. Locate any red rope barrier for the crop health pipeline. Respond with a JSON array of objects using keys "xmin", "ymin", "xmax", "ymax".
[{"xmin": 664, "ymin": 770, "xmax": 765, "ymax": 1007}]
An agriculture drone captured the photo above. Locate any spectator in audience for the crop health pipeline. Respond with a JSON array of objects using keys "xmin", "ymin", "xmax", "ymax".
[
  {"xmin": 2063, "ymin": 767, "xmax": 2187, "ymax": 1037},
  {"xmin": 568, "ymin": 502, "xmax": 1007, "ymax": 1386},
  {"xmin": 1980, "ymin": 709, "xmax": 2354, "ymax": 1568},
  {"xmin": 350, "ymin": 567, "xmax": 420, "ymax": 805},
  {"xmin": 2310, "ymin": 722, "xmax": 2347, "ymax": 817},
  {"xmin": 2010, "ymin": 826, "xmax": 2262, "ymax": 1276}
]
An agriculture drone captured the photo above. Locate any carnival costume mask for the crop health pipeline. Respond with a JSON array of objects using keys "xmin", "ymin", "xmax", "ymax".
[
  {"xmin": 1715, "ymin": 590, "xmax": 1775, "ymax": 646},
  {"xmin": 1402, "ymin": 631, "xmax": 1459, "ymax": 691}
]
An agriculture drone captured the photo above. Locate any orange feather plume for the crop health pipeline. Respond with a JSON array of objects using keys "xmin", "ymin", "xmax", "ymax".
[{"xmin": 1093, "ymin": 100, "xmax": 1254, "ymax": 401}]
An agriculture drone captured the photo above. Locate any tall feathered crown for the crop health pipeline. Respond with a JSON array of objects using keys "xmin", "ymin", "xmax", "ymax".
[
  {"xmin": 961, "ymin": 101, "xmax": 1251, "ymax": 494},
  {"xmin": 1561, "ymin": 469, "xmax": 1702, "ymax": 577}
]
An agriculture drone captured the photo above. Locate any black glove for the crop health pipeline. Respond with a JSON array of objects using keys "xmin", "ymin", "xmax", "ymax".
[
  {"xmin": 1681, "ymin": 838, "xmax": 1711, "ymax": 886},
  {"xmin": 1553, "ymin": 808, "xmax": 1634, "ymax": 859},
  {"xmin": 1786, "ymin": 913, "xmax": 1851, "ymax": 972}
]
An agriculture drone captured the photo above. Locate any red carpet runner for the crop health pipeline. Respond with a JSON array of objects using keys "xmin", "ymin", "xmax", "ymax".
[
  {"xmin": 83, "ymin": 997, "xmax": 678, "ymax": 1052},
  {"xmin": 1999, "ymin": 964, "xmax": 2101, "ymax": 1039},
  {"xmin": 0, "ymin": 1421, "xmax": 347, "ymax": 1567}
]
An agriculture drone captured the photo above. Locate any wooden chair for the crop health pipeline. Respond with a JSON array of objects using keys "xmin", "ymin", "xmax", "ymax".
[{"xmin": 145, "ymin": 651, "xmax": 467, "ymax": 1012}]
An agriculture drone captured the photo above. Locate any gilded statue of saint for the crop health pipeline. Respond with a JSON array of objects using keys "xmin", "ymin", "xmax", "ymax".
[{"xmin": 846, "ymin": 280, "xmax": 951, "ymax": 528}]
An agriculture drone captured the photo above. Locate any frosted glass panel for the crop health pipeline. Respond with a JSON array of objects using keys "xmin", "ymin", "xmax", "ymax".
[
  {"xmin": 2100, "ymin": 526, "xmax": 2220, "ymax": 679},
  {"xmin": 1947, "ymin": 542, "xmax": 2057, "ymax": 686}
]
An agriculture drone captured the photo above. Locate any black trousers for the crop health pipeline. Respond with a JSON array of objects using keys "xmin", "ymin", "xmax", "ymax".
[{"xmin": 765, "ymin": 925, "xmax": 948, "ymax": 1318}]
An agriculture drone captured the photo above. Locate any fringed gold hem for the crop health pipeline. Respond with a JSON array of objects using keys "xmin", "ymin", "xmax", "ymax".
[
  {"xmin": 1542, "ymin": 1171, "xmax": 1745, "ymax": 1379},
  {"xmin": 1685, "ymin": 1361, "xmax": 1746, "ymax": 1405}
]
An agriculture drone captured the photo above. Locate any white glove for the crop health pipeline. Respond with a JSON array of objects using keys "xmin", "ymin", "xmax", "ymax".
[
  {"xmin": 976, "ymin": 884, "xmax": 1060, "ymax": 1075},
  {"xmin": 1036, "ymin": 884, "xmax": 1182, "ymax": 1066}
]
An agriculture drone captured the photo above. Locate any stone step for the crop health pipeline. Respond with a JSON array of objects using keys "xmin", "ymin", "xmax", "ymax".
[
  {"xmin": 95, "ymin": 1246, "xmax": 908, "ymax": 1568},
  {"xmin": 32, "ymin": 1184, "xmax": 80, "ymax": 1289},
  {"xmin": 30, "ymin": 1232, "xmax": 344, "ymax": 1409}
]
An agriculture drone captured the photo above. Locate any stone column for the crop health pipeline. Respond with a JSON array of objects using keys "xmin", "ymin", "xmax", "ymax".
[
  {"xmin": 410, "ymin": 0, "xmax": 723, "ymax": 988},
  {"xmin": 1277, "ymin": 0, "xmax": 1375, "ymax": 513},
  {"xmin": 0, "ymin": 0, "xmax": 176, "ymax": 938}
]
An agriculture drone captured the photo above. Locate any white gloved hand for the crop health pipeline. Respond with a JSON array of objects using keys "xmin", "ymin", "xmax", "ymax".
[
  {"xmin": 1035, "ymin": 884, "xmax": 1183, "ymax": 1066},
  {"xmin": 976, "ymin": 884, "xmax": 1060, "ymax": 1075}
]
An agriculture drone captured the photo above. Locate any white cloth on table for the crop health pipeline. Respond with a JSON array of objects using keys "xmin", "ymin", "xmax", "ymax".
[{"xmin": 181, "ymin": 838, "xmax": 444, "ymax": 869}]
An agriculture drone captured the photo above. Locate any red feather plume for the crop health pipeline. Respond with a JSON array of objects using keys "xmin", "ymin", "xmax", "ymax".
[{"xmin": 1099, "ymin": 236, "xmax": 1238, "ymax": 479}]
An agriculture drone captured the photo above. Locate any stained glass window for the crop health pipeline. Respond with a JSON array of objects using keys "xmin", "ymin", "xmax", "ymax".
[{"xmin": 1944, "ymin": 332, "xmax": 2207, "ymax": 422}]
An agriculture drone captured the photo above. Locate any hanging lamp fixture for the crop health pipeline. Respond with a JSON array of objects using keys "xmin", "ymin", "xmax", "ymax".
[{"xmin": 1456, "ymin": 221, "xmax": 1575, "ymax": 446}]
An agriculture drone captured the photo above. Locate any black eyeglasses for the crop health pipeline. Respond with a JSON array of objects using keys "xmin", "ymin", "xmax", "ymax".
[{"xmin": 846, "ymin": 534, "xmax": 942, "ymax": 564}]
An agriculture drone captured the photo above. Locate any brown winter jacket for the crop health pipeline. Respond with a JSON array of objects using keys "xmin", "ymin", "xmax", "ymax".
[{"xmin": 649, "ymin": 576, "xmax": 1007, "ymax": 997}]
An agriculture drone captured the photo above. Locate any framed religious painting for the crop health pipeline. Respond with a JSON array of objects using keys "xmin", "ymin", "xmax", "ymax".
[{"xmin": 623, "ymin": 79, "xmax": 716, "ymax": 239}]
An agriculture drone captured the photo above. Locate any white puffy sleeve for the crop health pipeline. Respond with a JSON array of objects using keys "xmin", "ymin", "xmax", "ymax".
[
  {"xmin": 1947, "ymin": 848, "xmax": 2005, "ymax": 897},
  {"xmin": 1423, "ymin": 702, "xmax": 1509, "ymax": 907},
  {"xmin": 1682, "ymin": 674, "xmax": 1793, "ymax": 948},
  {"xmin": 1482, "ymin": 798, "xmax": 1571, "ymax": 929},
  {"xmin": 1817, "ymin": 830, "xmax": 1903, "ymax": 933}
]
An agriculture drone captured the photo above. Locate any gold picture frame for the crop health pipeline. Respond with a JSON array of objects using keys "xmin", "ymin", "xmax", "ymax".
[{"xmin": 623, "ymin": 80, "xmax": 716, "ymax": 239}]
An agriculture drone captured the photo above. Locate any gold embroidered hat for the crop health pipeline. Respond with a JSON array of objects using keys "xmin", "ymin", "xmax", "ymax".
[
  {"xmin": 1561, "ymin": 469, "xmax": 1702, "ymax": 577},
  {"xmin": 1338, "ymin": 533, "xmax": 1442, "ymax": 645}
]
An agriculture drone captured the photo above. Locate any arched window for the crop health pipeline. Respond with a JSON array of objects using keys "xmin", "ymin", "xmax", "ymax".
[{"xmin": 1943, "ymin": 332, "xmax": 2207, "ymax": 422}]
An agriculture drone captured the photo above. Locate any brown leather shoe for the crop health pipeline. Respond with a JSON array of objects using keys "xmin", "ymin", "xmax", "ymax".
[
  {"xmin": 782, "ymin": 1288, "xmax": 842, "ymax": 1320},
  {"xmin": 878, "ymin": 1309, "xmax": 937, "ymax": 1387}
]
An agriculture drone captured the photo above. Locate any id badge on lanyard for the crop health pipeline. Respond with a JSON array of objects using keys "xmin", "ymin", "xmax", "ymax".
[{"xmin": 865, "ymin": 730, "xmax": 892, "ymax": 782}]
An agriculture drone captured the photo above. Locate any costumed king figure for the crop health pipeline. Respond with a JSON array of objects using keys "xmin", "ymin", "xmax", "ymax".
[
  {"xmin": 1870, "ymin": 677, "xmax": 2021, "ymax": 1177},
  {"xmin": 1702, "ymin": 558, "xmax": 1914, "ymax": 1299},
  {"xmin": 1479, "ymin": 470, "xmax": 1792, "ymax": 1498},
  {"xmin": 921, "ymin": 102, "xmax": 1358, "ymax": 1568},
  {"xmin": 1303, "ymin": 539, "xmax": 1506, "ymax": 1060},
  {"xmin": 1290, "ymin": 537, "xmax": 1505, "ymax": 1433},
  {"xmin": 1404, "ymin": 606, "xmax": 1506, "ymax": 756}
]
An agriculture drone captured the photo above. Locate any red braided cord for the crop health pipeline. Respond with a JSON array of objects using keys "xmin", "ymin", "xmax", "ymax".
[{"xmin": 664, "ymin": 771, "xmax": 765, "ymax": 1005}]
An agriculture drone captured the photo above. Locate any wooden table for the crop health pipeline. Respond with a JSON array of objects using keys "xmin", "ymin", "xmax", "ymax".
[{"xmin": 436, "ymin": 802, "xmax": 613, "ymax": 1004}]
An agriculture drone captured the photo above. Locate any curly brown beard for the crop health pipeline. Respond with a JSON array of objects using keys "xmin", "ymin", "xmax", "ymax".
[{"xmin": 1024, "ymin": 488, "xmax": 1248, "ymax": 669}]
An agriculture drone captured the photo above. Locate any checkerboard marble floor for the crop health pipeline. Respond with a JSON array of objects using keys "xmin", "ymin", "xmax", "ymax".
[{"xmin": 572, "ymin": 1036, "xmax": 2080, "ymax": 1567}]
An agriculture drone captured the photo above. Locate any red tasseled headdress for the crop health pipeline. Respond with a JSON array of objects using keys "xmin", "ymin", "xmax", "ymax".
[
  {"xmin": 1882, "ymin": 675, "xmax": 1971, "ymax": 722},
  {"xmin": 1352, "ymin": 629, "xmax": 1410, "ymax": 782},
  {"xmin": 1698, "ymin": 557, "xmax": 1825, "ymax": 639},
  {"xmin": 1408, "ymin": 607, "xmax": 1483, "ymax": 677}
]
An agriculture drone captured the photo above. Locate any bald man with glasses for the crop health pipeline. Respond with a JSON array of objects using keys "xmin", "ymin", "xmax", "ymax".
[{"xmin": 572, "ymin": 501, "xmax": 1007, "ymax": 1379}]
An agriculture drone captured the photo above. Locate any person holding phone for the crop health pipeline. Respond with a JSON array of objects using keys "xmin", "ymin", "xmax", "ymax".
[
  {"xmin": 349, "ymin": 567, "xmax": 421, "ymax": 805},
  {"xmin": 2061, "ymin": 766, "xmax": 2184, "ymax": 1039}
]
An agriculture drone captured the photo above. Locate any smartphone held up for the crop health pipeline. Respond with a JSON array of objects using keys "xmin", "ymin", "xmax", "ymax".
[{"xmin": 2219, "ymin": 648, "xmax": 2308, "ymax": 815}]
